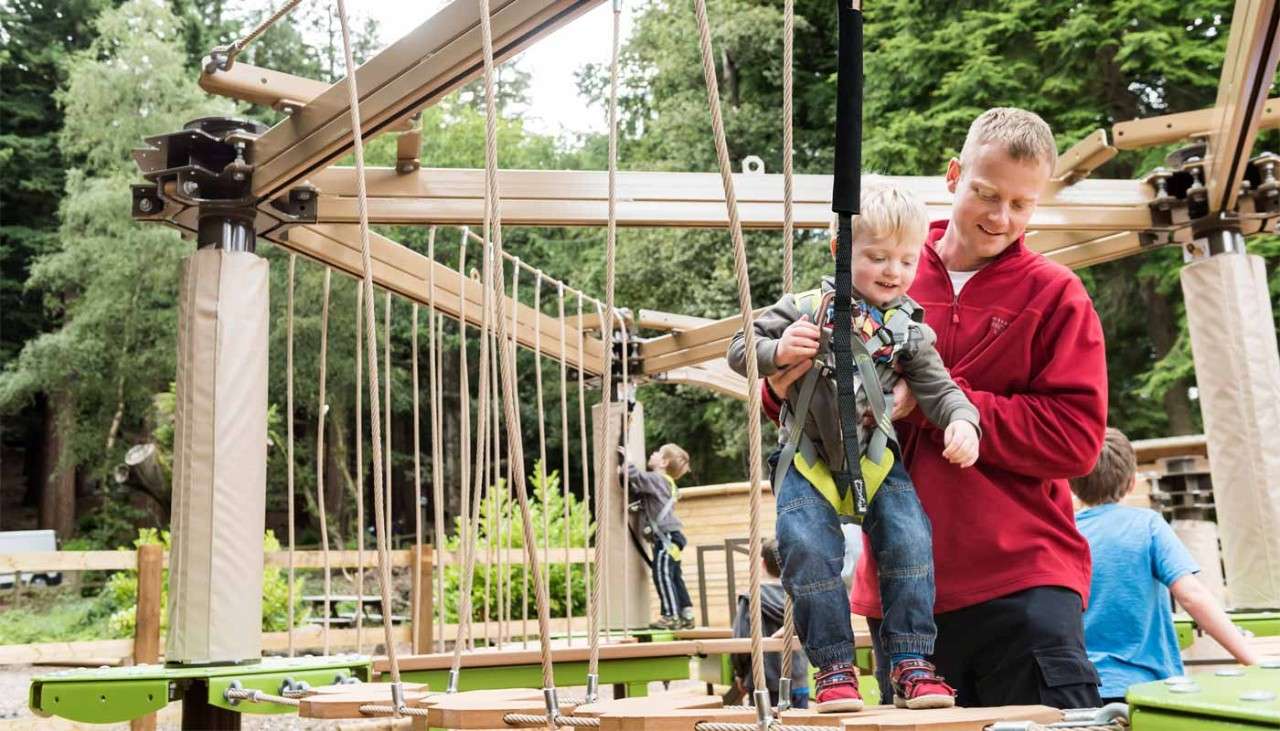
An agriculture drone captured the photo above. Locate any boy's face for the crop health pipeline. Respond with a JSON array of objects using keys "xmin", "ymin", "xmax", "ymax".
[
  {"xmin": 852, "ymin": 235, "xmax": 922, "ymax": 307},
  {"xmin": 945, "ymin": 142, "xmax": 1051, "ymax": 266},
  {"xmin": 647, "ymin": 449, "xmax": 666, "ymax": 472}
]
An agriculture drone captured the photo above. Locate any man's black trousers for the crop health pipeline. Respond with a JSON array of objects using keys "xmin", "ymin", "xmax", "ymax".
[{"xmin": 868, "ymin": 586, "xmax": 1101, "ymax": 708}]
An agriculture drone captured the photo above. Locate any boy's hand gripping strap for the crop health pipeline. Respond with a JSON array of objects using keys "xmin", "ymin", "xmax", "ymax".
[{"xmin": 832, "ymin": 0, "xmax": 866, "ymax": 516}]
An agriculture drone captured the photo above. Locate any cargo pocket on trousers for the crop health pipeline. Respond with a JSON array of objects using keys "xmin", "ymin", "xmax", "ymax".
[{"xmin": 1034, "ymin": 645, "xmax": 1100, "ymax": 693}]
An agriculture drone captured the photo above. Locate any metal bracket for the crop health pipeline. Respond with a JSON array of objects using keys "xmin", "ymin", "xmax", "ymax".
[{"xmin": 268, "ymin": 185, "xmax": 319, "ymax": 223}]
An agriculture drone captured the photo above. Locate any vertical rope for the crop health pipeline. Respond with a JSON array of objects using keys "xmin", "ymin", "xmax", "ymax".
[
  {"xmin": 589, "ymin": 0, "xmax": 624, "ymax": 680},
  {"xmin": 335, "ymin": 0, "xmax": 399, "ymax": 682},
  {"xmin": 475, "ymin": 0, "xmax": 557, "ymax": 689},
  {"xmin": 557, "ymin": 283, "xmax": 574, "ymax": 644},
  {"xmin": 778, "ymin": 0, "xmax": 798, "ymax": 685},
  {"xmin": 689, "ymin": 0, "xmax": 768, "ymax": 693},
  {"xmin": 781, "ymin": 0, "xmax": 795, "ymax": 294},
  {"xmin": 412, "ymin": 300, "xmax": 423, "ymax": 654},
  {"xmin": 596, "ymin": 304, "xmax": 613, "ymax": 646},
  {"xmin": 355, "ymin": 281, "xmax": 365, "ymax": 653},
  {"xmin": 452, "ymin": 230, "xmax": 477, "ymax": 657},
  {"xmin": 285, "ymin": 254, "xmax": 297, "ymax": 657},
  {"xmin": 619, "ymin": 313, "xmax": 630, "ymax": 632},
  {"xmin": 384, "ymin": 293, "xmax": 393, "ymax": 546},
  {"xmin": 533, "ymin": 272, "xmax": 550, "ymax": 625},
  {"xmin": 576, "ymin": 291, "xmax": 593, "ymax": 655},
  {"xmin": 316, "ymin": 267, "xmax": 334, "ymax": 657},
  {"xmin": 426, "ymin": 228, "xmax": 447, "ymax": 653}
]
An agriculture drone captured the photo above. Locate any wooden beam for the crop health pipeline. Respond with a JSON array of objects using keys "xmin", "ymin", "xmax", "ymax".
[
  {"xmin": 306, "ymin": 167, "xmax": 1153, "ymax": 230},
  {"xmin": 412, "ymin": 545, "xmax": 432, "ymax": 654},
  {"xmin": 656, "ymin": 360, "xmax": 748, "ymax": 400},
  {"xmin": 130, "ymin": 545, "xmax": 163, "ymax": 731},
  {"xmin": 247, "ymin": 0, "xmax": 604, "ymax": 200},
  {"xmin": 638, "ymin": 311, "xmax": 761, "ymax": 361},
  {"xmin": 264, "ymin": 223, "xmax": 607, "ymax": 375},
  {"xmin": 1203, "ymin": 0, "xmax": 1280, "ymax": 213},
  {"xmin": 1112, "ymin": 96, "xmax": 1280, "ymax": 150},
  {"xmin": 1053, "ymin": 129, "xmax": 1117, "ymax": 183},
  {"xmin": 636, "ymin": 309, "xmax": 714, "ymax": 331},
  {"xmin": 1047, "ymin": 231, "xmax": 1144, "ymax": 269}
]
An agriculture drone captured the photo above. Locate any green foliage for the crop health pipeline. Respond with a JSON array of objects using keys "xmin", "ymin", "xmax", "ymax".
[
  {"xmin": 94, "ymin": 529, "xmax": 309, "ymax": 638},
  {"xmin": 440, "ymin": 463, "xmax": 592, "ymax": 625}
]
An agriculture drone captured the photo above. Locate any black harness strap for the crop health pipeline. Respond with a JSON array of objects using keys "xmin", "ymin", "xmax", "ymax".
[{"xmin": 831, "ymin": 0, "xmax": 867, "ymax": 517}]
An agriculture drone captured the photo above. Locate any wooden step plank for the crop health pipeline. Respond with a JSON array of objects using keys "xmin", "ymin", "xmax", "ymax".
[
  {"xmin": 838, "ymin": 705, "xmax": 1061, "ymax": 731},
  {"xmin": 298, "ymin": 689, "xmax": 433, "ymax": 719},
  {"xmin": 598, "ymin": 707, "xmax": 757, "ymax": 731},
  {"xmin": 427, "ymin": 688, "xmax": 577, "ymax": 729},
  {"xmin": 572, "ymin": 694, "xmax": 723, "ymax": 716},
  {"xmin": 779, "ymin": 705, "xmax": 897, "ymax": 726},
  {"xmin": 307, "ymin": 681, "xmax": 430, "ymax": 696}
]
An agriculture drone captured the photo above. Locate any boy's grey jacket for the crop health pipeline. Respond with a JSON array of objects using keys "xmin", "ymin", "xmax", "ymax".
[
  {"xmin": 625, "ymin": 463, "xmax": 683, "ymax": 536},
  {"xmin": 726, "ymin": 276, "xmax": 979, "ymax": 473}
]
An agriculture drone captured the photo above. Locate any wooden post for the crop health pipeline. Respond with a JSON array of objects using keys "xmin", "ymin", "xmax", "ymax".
[
  {"xmin": 131, "ymin": 544, "xmax": 163, "ymax": 731},
  {"xmin": 413, "ymin": 545, "xmax": 433, "ymax": 653}
]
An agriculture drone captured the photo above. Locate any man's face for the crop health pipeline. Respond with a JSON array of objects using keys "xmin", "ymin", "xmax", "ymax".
[
  {"xmin": 852, "ymin": 235, "xmax": 922, "ymax": 307},
  {"xmin": 945, "ymin": 143, "xmax": 1051, "ymax": 265}
]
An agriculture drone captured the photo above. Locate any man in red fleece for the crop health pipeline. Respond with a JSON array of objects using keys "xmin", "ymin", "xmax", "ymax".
[{"xmin": 763, "ymin": 107, "xmax": 1107, "ymax": 708}]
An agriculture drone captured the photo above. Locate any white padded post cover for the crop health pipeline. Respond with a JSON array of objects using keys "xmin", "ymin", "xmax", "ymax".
[
  {"xmin": 592, "ymin": 401, "xmax": 652, "ymax": 630},
  {"xmin": 167, "ymin": 249, "xmax": 269, "ymax": 663},
  {"xmin": 1181, "ymin": 252, "xmax": 1280, "ymax": 609}
]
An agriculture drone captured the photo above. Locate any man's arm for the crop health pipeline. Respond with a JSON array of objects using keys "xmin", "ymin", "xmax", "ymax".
[
  {"xmin": 940, "ymin": 292, "xmax": 1106, "ymax": 479},
  {"xmin": 1172, "ymin": 575, "xmax": 1260, "ymax": 665}
]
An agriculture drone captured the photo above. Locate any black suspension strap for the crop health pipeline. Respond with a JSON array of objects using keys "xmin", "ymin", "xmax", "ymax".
[{"xmin": 831, "ymin": 0, "xmax": 867, "ymax": 518}]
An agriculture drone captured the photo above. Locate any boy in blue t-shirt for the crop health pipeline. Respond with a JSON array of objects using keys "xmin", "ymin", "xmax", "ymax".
[{"xmin": 1071, "ymin": 428, "xmax": 1259, "ymax": 702}]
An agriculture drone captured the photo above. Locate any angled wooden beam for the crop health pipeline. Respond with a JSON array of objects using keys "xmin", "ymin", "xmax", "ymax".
[
  {"xmin": 636, "ymin": 309, "xmax": 714, "ymax": 331},
  {"xmin": 261, "ymin": 223, "xmax": 607, "ymax": 375},
  {"xmin": 1045, "ymin": 231, "xmax": 1143, "ymax": 269},
  {"xmin": 656, "ymin": 360, "xmax": 748, "ymax": 400},
  {"xmin": 1112, "ymin": 96, "xmax": 1280, "ymax": 150},
  {"xmin": 1203, "ymin": 0, "xmax": 1280, "ymax": 213},
  {"xmin": 1053, "ymin": 129, "xmax": 1117, "ymax": 183},
  {"xmin": 244, "ymin": 0, "xmax": 603, "ymax": 200},
  {"xmin": 307, "ymin": 167, "xmax": 1153, "ymax": 230}
]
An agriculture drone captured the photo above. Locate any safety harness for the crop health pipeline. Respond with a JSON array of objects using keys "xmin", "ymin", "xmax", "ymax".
[
  {"xmin": 629, "ymin": 472, "xmax": 683, "ymax": 561},
  {"xmin": 774, "ymin": 287, "xmax": 922, "ymax": 521}
]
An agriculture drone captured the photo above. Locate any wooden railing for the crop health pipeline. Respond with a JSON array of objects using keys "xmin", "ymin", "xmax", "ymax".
[{"xmin": 0, "ymin": 546, "xmax": 593, "ymax": 666}]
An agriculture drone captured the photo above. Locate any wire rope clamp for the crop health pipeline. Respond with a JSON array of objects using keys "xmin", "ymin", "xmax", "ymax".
[
  {"xmin": 447, "ymin": 669, "xmax": 460, "ymax": 694},
  {"xmin": 776, "ymin": 677, "xmax": 791, "ymax": 712},
  {"xmin": 224, "ymin": 679, "xmax": 245, "ymax": 706},
  {"xmin": 543, "ymin": 687, "xmax": 561, "ymax": 726},
  {"xmin": 585, "ymin": 674, "xmax": 599, "ymax": 703},
  {"xmin": 390, "ymin": 681, "xmax": 407, "ymax": 715},
  {"xmin": 752, "ymin": 689, "xmax": 773, "ymax": 731}
]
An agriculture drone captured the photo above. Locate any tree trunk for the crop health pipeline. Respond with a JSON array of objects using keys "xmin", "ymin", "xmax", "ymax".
[
  {"xmin": 721, "ymin": 48, "xmax": 739, "ymax": 109},
  {"xmin": 39, "ymin": 390, "xmax": 76, "ymax": 539}
]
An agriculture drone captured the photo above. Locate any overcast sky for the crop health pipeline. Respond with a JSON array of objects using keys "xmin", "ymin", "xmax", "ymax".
[{"xmin": 363, "ymin": 1, "xmax": 632, "ymax": 137}]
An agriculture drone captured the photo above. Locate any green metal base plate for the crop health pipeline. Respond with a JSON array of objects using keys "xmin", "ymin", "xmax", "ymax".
[
  {"xmin": 1176, "ymin": 611, "xmax": 1280, "ymax": 650},
  {"xmin": 1127, "ymin": 665, "xmax": 1280, "ymax": 730},
  {"xmin": 399, "ymin": 654, "xmax": 691, "ymax": 698},
  {"xmin": 29, "ymin": 655, "xmax": 371, "ymax": 724}
]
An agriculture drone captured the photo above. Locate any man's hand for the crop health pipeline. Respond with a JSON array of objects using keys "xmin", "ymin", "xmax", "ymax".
[
  {"xmin": 942, "ymin": 420, "xmax": 980, "ymax": 467},
  {"xmin": 890, "ymin": 378, "xmax": 917, "ymax": 421},
  {"xmin": 767, "ymin": 359, "xmax": 813, "ymax": 398},
  {"xmin": 775, "ymin": 316, "xmax": 821, "ymax": 367}
]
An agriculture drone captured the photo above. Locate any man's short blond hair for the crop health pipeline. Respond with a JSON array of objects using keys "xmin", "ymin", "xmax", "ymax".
[
  {"xmin": 959, "ymin": 107, "xmax": 1057, "ymax": 172},
  {"xmin": 659, "ymin": 443, "xmax": 690, "ymax": 480},
  {"xmin": 844, "ymin": 174, "xmax": 929, "ymax": 249},
  {"xmin": 1069, "ymin": 428, "xmax": 1137, "ymax": 506}
]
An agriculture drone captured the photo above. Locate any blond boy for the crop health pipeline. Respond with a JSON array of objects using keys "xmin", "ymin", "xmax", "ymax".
[{"xmin": 728, "ymin": 177, "xmax": 979, "ymax": 712}]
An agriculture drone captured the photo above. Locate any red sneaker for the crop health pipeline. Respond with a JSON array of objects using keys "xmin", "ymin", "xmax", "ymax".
[
  {"xmin": 813, "ymin": 663, "xmax": 864, "ymax": 713},
  {"xmin": 890, "ymin": 659, "xmax": 956, "ymax": 709}
]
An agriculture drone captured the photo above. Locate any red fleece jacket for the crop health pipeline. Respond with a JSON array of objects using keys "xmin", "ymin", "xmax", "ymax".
[{"xmin": 762, "ymin": 221, "xmax": 1107, "ymax": 616}]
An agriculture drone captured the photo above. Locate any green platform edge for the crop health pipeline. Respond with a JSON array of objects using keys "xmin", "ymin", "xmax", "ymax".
[
  {"xmin": 28, "ymin": 655, "xmax": 371, "ymax": 725},
  {"xmin": 397, "ymin": 654, "xmax": 692, "ymax": 698},
  {"xmin": 1175, "ymin": 611, "xmax": 1280, "ymax": 650},
  {"xmin": 1127, "ymin": 666, "xmax": 1280, "ymax": 730}
]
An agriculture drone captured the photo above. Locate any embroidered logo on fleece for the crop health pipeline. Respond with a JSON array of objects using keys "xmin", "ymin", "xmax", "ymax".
[{"xmin": 989, "ymin": 316, "xmax": 1009, "ymax": 334}]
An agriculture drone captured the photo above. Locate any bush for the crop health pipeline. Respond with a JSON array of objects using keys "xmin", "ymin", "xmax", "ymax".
[
  {"xmin": 96, "ymin": 528, "xmax": 309, "ymax": 637},
  {"xmin": 440, "ymin": 462, "xmax": 592, "ymax": 627}
]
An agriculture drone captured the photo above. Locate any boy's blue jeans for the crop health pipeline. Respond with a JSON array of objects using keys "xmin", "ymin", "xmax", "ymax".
[{"xmin": 774, "ymin": 453, "xmax": 937, "ymax": 668}]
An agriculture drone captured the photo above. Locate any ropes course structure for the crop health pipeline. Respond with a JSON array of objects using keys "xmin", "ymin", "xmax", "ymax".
[{"xmin": 25, "ymin": 0, "xmax": 1280, "ymax": 729}]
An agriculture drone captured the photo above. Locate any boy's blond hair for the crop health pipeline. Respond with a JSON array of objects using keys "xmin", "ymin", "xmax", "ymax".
[
  {"xmin": 1069, "ymin": 427, "xmax": 1137, "ymax": 506},
  {"xmin": 959, "ymin": 107, "xmax": 1057, "ymax": 173},
  {"xmin": 658, "ymin": 443, "xmax": 690, "ymax": 480},
  {"xmin": 835, "ymin": 174, "xmax": 929, "ymax": 250}
]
